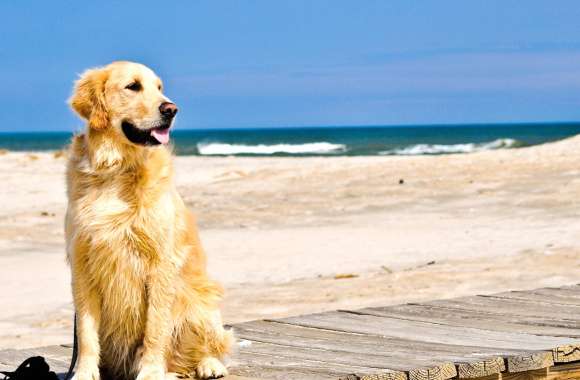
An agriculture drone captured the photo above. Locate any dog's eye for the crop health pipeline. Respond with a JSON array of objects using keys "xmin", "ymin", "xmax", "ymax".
[
  {"xmin": 125, "ymin": 82, "xmax": 142, "ymax": 91},
  {"xmin": 158, "ymin": 85, "xmax": 162, "ymax": 91}
]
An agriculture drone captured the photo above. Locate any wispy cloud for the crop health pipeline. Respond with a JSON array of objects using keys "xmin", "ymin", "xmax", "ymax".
[{"xmin": 363, "ymin": 41, "xmax": 580, "ymax": 63}]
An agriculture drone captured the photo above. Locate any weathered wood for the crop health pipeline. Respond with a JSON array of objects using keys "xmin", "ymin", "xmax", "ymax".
[
  {"xmin": 551, "ymin": 343, "xmax": 580, "ymax": 363},
  {"xmin": 408, "ymin": 362, "xmax": 457, "ymax": 380},
  {"xmin": 546, "ymin": 361, "xmax": 580, "ymax": 380},
  {"xmin": 344, "ymin": 303, "xmax": 579, "ymax": 372},
  {"xmin": 506, "ymin": 352, "xmax": 553, "ymax": 373},
  {"xmin": 501, "ymin": 368, "xmax": 549, "ymax": 380},
  {"xmin": 235, "ymin": 321, "xmax": 518, "ymax": 369},
  {"xmin": 428, "ymin": 296, "xmax": 580, "ymax": 322},
  {"xmin": 466, "ymin": 375, "xmax": 500, "ymax": 380},
  {"xmin": 231, "ymin": 350, "xmax": 406, "ymax": 380},
  {"xmin": 237, "ymin": 319, "xmax": 520, "ymax": 355},
  {"xmin": 483, "ymin": 290, "xmax": 580, "ymax": 307},
  {"xmin": 1, "ymin": 286, "xmax": 579, "ymax": 380},
  {"xmin": 456, "ymin": 357, "xmax": 505, "ymax": 379},
  {"xmin": 238, "ymin": 340, "xmax": 454, "ymax": 379},
  {"xmin": 274, "ymin": 311, "xmax": 576, "ymax": 351},
  {"xmin": 355, "ymin": 374, "xmax": 407, "ymax": 380},
  {"xmin": 235, "ymin": 320, "xmax": 531, "ymax": 379},
  {"xmin": 270, "ymin": 311, "xmax": 572, "ymax": 376},
  {"xmin": 340, "ymin": 375, "xmax": 404, "ymax": 380},
  {"xmin": 239, "ymin": 340, "xmax": 426, "ymax": 372},
  {"xmin": 349, "ymin": 305, "xmax": 580, "ymax": 338},
  {"xmin": 399, "ymin": 303, "xmax": 579, "ymax": 330}
]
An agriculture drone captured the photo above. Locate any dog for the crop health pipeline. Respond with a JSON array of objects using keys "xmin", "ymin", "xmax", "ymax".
[{"xmin": 65, "ymin": 61, "xmax": 233, "ymax": 380}]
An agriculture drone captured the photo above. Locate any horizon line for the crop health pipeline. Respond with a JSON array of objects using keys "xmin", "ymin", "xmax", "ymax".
[{"xmin": 2, "ymin": 120, "xmax": 580, "ymax": 134}]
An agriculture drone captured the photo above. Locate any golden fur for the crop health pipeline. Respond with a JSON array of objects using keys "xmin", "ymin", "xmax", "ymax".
[{"xmin": 65, "ymin": 61, "xmax": 233, "ymax": 380}]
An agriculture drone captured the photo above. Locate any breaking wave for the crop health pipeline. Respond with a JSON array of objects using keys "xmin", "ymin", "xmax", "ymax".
[
  {"xmin": 380, "ymin": 138, "xmax": 520, "ymax": 156},
  {"xmin": 197, "ymin": 142, "xmax": 347, "ymax": 155}
]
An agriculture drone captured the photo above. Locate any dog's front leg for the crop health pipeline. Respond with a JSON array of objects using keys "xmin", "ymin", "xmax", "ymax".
[
  {"xmin": 136, "ymin": 263, "xmax": 177, "ymax": 380},
  {"xmin": 70, "ymin": 265, "xmax": 102, "ymax": 380}
]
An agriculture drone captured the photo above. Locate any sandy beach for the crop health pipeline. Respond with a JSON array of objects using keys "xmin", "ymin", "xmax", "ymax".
[{"xmin": 1, "ymin": 137, "xmax": 580, "ymax": 349}]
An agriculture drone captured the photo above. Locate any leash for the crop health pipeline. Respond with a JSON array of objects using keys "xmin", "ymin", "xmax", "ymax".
[
  {"xmin": 63, "ymin": 313, "xmax": 78, "ymax": 380},
  {"xmin": 0, "ymin": 314, "xmax": 78, "ymax": 380}
]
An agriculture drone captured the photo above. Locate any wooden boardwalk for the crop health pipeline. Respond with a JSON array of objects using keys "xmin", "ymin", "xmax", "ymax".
[{"xmin": 1, "ymin": 285, "xmax": 579, "ymax": 380}]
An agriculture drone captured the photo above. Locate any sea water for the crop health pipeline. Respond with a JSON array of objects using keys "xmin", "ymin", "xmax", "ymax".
[{"xmin": 2, "ymin": 122, "xmax": 580, "ymax": 157}]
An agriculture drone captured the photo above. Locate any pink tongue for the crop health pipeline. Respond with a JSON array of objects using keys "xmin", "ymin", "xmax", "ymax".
[{"xmin": 151, "ymin": 128, "xmax": 170, "ymax": 144}]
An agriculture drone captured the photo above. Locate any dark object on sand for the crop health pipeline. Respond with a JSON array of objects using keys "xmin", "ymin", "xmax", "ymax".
[
  {"xmin": 0, "ymin": 356, "xmax": 58, "ymax": 380},
  {"xmin": 1, "ymin": 316, "xmax": 77, "ymax": 380},
  {"xmin": 0, "ymin": 314, "xmax": 79, "ymax": 380},
  {"xmin": 399, "ymin": 178, "xmax": 404, "ymax": 184}
]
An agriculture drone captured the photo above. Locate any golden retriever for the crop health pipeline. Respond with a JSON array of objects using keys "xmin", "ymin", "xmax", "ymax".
[{"xmin": 65, "ymin": 61, "xmax": 233, "ymax": 380}]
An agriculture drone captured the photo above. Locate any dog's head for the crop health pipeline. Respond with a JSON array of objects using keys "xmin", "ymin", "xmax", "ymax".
[{"xmin": 70, "ymin": 61, "xmax": 178, "ymax": 146}]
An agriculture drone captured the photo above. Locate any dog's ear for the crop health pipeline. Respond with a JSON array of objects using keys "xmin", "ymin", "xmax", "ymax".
[{"xmin": 69, "ymin": 68, "xmax": 110, "ymax": 130}]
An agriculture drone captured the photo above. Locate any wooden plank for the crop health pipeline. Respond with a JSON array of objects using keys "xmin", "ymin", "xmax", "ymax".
[
  {"xmin": 461, "ymin": 367, "xmax": 557, "ymax": 380},
  {"xmin": 415, "ymin": 302, "xmax": 580, "ymax": 332},
  {"xmin": 236, "ymin": 321, "xmax": 519, "ymax": 365},
  {"xmin": 238, "ymin": 340, "xmax": 456, "ymax": 380},
  {"xmin": 484, "ymin": 290, "xmax": 580, "ymax": 307},
  {"xmin": 501, "ymin": 368, "xmax": 549, "ymax": 380},
  {"xmin": 346, "ymin": 304, "xmax": 580, "ymax": 368},
  {"xmin": 348, "ymin": 305, "xmax": 580, "ymax": 338},
  {"xmin": 408, "ymin": 363, "xmax": 456, "ymax": 380},
  {"xmin": 239, "ymin": 340, "xmax": 441, "ymax": 373},
  {"xmin": 428, "ymin": 296, "xmax": 580, "ymax": 322},
  {"xmin": 236, "ymin": 321, "xmax": 517, "ymax": 378},
  {"xmin": 419, "ymin": 295, "xmax": 580, "ymax": 369},
  {"xmin": 467, "ymin": 375, "xmax": 500, "ymax": 380},
  {"xmin": 231, "ymin": 350, "xmax": 406, "ymax": 380},
  {"xmin": 237, "ymin": 320, "xmax": 518, "ymax": 355},
  {"xmin": 274, "ymin": 312, "xmax": 576, "ymax": 351},
  {"xmin": 456, "ymin": 357, "xmax": 505, "ymax": 379},
  {"xmin": 342, "ymin": 375, "xmax": 406, "ymax": 380},
  {"xmin": 272, "ymin": 312, "xmax": 570, "ymax": 375},
  {"xmin": 411, "ymin": 304, "xmax": 577, "ymax": 330},
  {"xmin": 546, "ymin": 361, "xmax": 580, "ymax": 380},
  {"xmin": 389, "ymin": 302, "xmax": 580, "ymax": 330},
  {"xmin": 551, "ymin": 344, "xmax": 580, "ymax": 363},
  {"xmin": 506, "ymin": 352, "xmax": 553, "ymax": 373}
]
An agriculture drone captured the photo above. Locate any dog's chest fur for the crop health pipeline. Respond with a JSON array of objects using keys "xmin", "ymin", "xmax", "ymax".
[{"xmin": 66, "ymin": 139, "xmax": 177, "ymax": 358}]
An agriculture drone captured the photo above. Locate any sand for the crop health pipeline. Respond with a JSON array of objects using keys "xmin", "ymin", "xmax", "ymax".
[{"xmin": 0, "ymin": 137, "xmax": 579, "ymax": 348}]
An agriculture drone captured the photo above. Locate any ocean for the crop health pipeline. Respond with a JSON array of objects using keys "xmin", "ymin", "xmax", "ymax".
[{"xmin": 2, "ymin": 122, "xmax": 580, "ymax": 157}]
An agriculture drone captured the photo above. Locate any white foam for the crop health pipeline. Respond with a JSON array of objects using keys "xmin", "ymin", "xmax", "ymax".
[
  {"xmin": 380, "ymin": 138, "xmax": 519, "ymax": 156},
  {"xmin": 197, "ymin": 142, "xmax": 346, "ymax": 155}
]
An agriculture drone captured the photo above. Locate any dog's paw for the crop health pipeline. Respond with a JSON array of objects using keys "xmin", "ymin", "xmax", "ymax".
[
  {"xmin": 71, "ymin": 366, "xmax": 100, "ymax": 380},
  {"xmin": 136, "ymin": 365, "xmax": 165, "ymax": 380},
  {"xmin": 165, "ymin": 372, "xmax": 190, "ymax": 380},
  {"xmin": 195, "ymin": 357, "xmax": 228, "ymax": 379}
]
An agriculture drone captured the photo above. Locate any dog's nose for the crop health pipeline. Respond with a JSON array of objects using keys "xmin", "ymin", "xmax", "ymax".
[{"xmin": 159, "ymin": 102, "xmax": 178, "ymax": 118}]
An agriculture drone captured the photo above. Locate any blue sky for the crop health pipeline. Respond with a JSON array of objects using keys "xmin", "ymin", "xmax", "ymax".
[{"xmin": 2, "ymin": 1, "xmax": 580, "ymax": 131}]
